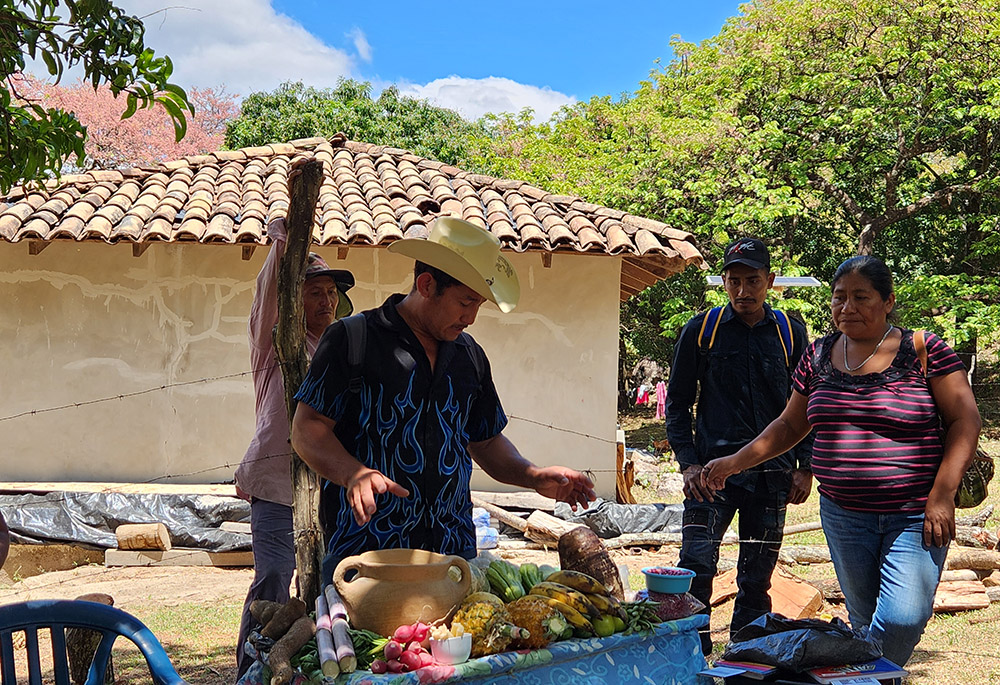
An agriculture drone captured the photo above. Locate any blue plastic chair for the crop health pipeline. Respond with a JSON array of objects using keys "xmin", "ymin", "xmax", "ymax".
[{"xmin": 0, "ymin": 599, "xmax": 188, "ymax": 684}]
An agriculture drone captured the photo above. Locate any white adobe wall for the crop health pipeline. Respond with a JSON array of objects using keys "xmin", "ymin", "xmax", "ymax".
[{"xmin": 0, "ymin": 242, "xmax": 621, "ymax": 497}]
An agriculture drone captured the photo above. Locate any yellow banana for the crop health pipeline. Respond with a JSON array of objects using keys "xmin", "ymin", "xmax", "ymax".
[
  {"xmin": 526, "ymin": 594, "xmax": 594, "ymax": 633},
  {"xmin": 545, "ymin": 570, "xmax": 608, "ymax": 595},
  {"xmin": 585, "ymin": 591, "xmax": 618, "ymax": 614},
  {"xmin": 529, "ymin": 582, "xmax": 601, "ymax": 620}
]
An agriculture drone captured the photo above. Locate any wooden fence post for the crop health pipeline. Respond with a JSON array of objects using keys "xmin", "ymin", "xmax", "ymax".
[{"xmin": 274, "ymin": 158, "xmax": 325, "ymax": 606}]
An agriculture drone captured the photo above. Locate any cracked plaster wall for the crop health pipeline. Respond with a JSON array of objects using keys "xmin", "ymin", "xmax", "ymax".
[{"xmin": 0, "ymin": 243, "xmax": 619, "ymax": 497}]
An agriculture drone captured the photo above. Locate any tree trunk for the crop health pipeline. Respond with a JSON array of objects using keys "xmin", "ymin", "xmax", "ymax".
[{"xmin": 275, "ymin": 158, "xmax": 325, "ymax": 607}]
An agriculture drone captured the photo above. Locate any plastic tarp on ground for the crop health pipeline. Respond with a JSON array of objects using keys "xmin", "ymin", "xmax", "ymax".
[
  {"xmin": 0, "ymin": 491, "xmax": 251, "ymax": 552},
  {"xmin": 239, "ymin": 614, "xmax": 709, "ymax": 685},
  {"xmin": 553, "ymin": 498, "xmax": 684, "ymax": 538}
]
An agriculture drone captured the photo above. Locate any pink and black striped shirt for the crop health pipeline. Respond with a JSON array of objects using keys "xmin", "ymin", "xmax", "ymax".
[{"xmin": 791, "ymin": 329, "xmax": 965, "ymax": 512}]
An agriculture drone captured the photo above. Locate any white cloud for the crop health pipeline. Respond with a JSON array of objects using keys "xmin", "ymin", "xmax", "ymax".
[
  {"xmin": 115, "ymin": 0, "xmax": 355, "ymax": 96},
  {"xmin": 25, "ymin": 2, "xmax": 575, "ymax": 125},
  {"xmin": 400, "ymin": 76, "xmax": 576, "ymax": 123},
  {"xmin": 347, "ymin": 28, "xmax": 372, "ymax": 63}
]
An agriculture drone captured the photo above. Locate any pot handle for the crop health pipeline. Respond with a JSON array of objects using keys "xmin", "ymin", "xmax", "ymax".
[
  {"xmin": 333, "ymin": 554, "xmax": 365, "ymax": 592},
  {"xmin": 445, "ymin": 556, "xmax": 473, "ymax": 597}
]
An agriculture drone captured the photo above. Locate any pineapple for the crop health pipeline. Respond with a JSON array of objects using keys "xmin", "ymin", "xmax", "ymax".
[
  {"xmin": 506, "ymin": 596, "xmax": 569, "ymax": 649},
  {"xmin": 453, "ymin": 598, "xmax": 529, "ymax": 657}
]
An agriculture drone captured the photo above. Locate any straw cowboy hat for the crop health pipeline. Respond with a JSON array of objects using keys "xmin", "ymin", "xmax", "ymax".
[{"xmin": 388, "ymin": 217, "xmax": 520, "ymax": 313}]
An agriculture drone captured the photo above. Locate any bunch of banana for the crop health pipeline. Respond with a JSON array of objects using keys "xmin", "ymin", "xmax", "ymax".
[
  {"xmin": 537, "ymin": 570, "xmax": 628, "ymax": 637},
  {"xmin": 486, "ymin": 559, "xmax": 525, "ymax": 602},
  {"xmin": 524, "ymin": 593, "xmax": 595, "ymax": 636}
]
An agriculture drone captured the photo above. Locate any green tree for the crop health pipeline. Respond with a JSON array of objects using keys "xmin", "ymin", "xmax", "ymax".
[
  {"xmin": 225, "ymin": 79, "xmax": 485, "ymax": 166},
  {"xmin": 470, "ymin": 0, "xmax": 1000, "ymax": 359},
  {"xmin": 1, "ymin": 0, "xmax": 193, "ymax": 193}
]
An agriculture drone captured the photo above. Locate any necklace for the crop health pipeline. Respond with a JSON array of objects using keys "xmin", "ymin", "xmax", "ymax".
[{"xmin": 843, "ymin": 324, "xmax": 893, "ymax": 372}]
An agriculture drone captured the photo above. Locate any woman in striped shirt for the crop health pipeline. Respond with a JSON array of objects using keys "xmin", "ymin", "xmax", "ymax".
[{"xmin": 703, "ymin": 256, "xmax": 981, "ymax": 666}]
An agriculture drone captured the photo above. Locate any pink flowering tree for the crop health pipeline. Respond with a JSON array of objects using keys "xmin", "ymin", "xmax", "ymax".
[{"xmin": 18, "ymin": 75, "xmax": 238, "ymax": 169}]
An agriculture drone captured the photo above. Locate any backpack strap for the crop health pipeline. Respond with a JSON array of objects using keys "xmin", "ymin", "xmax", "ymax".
[
  {"xmin": 772, "ymin": 309, "xmax": 793, "ymax": 368},
  {"xmin": 342, "ymin": 313, "xmax": 367, "ymax": 394},
  {"xmin": 698, "ymin": 306, "xmax": 724, "ymax": 354},
  {"xmin": 457, "ymin": 332, "xmax": 487, "ymax": 384},
  {"xmin": 913, "ymin": 329, "xmax": 928, "ymax": 377}
]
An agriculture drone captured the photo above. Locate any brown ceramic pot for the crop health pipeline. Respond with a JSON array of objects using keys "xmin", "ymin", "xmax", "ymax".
[{"xmin": 333, "ymin": 548, "xmax": 472, "ymax": 636}]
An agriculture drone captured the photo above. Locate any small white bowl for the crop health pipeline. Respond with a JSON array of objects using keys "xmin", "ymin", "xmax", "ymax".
[{"xmin": 430, "ymin": 633, "xmax": 472, "ymax": 665}]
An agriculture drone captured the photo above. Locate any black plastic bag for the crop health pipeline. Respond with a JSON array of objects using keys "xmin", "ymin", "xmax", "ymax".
[{"xmin": 722, "ymin": 613, "xmax": 882, "ymax": 671}]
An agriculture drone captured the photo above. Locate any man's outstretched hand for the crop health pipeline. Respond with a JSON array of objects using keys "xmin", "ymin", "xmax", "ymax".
[
  {"xmin": 531, "ymin": 466, "xmax": 596, "ymax": 510},
  {"xmin": 345, "ymin": 467, "xmax": 410, "ymax": 526}
]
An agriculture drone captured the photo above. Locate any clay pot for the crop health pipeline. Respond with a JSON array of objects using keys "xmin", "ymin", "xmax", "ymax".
[{"xmin": 333, "ymin": 549, "xmax": 472, "ymax": 636}]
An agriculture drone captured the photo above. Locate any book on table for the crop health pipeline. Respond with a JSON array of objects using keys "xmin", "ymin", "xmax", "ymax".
[
  {"xmin": 807, "ymin": 656, "xmax": 907, "ymax": 683},
  {"xmin": 710, "ymin": 659, "xmax": 778, "ymax": 679}
]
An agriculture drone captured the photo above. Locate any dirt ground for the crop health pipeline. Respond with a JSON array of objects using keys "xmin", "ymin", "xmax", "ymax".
[{"xmin": 0, "ymin": 562, "xmax": 251, "ymax": 607}]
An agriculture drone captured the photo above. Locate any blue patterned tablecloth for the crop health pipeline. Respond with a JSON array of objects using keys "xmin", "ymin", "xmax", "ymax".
[{"xmin": 241, "ymin": 614, "xmax": 708, "ymax": 685}]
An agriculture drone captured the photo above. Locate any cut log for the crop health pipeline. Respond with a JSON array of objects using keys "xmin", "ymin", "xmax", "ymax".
[
  {"xmin": 778, "ymin": 545, "xmax": 832, "ymax": 565},
  {"xmin": 470, "ymin": 497, "xmax": 528, "ymax": 532},
  {"xmin": 941, "ymin": 569, "xmax": 981, "ymax": 582},
  {"xmin": 769, "ymin": 566, "xmax": 824, "ymax": 619},
  {"xmin": 810, "ymin": 578, "xmax": 844, "ymax": 602},
  {"xmin": 67, "ymin": 593, "xmax": 114, "ymax": 684},
  {"xmin": 603, "ymin": 532, "xmax": 682, "ymax": 549},
  {"xmin": 956, "ymin": 505, "xmax": 993, "ymax": 528},
  {"xmin": 495, "ymin": 540, "xmax": 547, "ymax": 550},
  {"xmin": 115, "ymin": 523, "xmax": 171, "ymax": 551},
  {"xmin": 105, "ymin": 548, "xmax": 253, "ymax": 567},
  {"xmin": 710, "ymin": 566, "xmax": 822, "ymax": 619},
  {"xmin": 945, "ymin": 548, "xmax": 1000, "ymax": 571},
  {"xmin": 220, "ymin": 521, "xmax": 252, "ymax": 535},
  {"xmin": 524, "ymin": 510, "xmax": 586, "ymax": 544},
  {"xmin": 470, "ymin": 490, "xmax": 556, "ymax": 512},
  {"xmin": 955, "ymin": 525, "xmax": 999, "ymax": 549},
  {"xmin": 933, "ymin": 579, "xmax": 990, "ymax": 613},
  {"xmin": 783, "ymin": 521, "xmax": 823, "ymax": 536}
]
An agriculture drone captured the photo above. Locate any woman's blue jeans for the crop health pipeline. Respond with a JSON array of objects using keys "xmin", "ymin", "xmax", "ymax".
[{"xmin": 820, "ymin": 496, "xmax": 947, "ymax": 667}]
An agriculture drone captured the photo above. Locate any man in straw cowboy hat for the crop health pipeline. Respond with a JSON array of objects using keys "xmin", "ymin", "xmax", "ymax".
[
  {"xmin": 234, "ymin": 208, "xmax": 355, "ymax": 676},
  {"xmin": 291, "ymin": 217, "xmax": 595, "ymax": 580}
]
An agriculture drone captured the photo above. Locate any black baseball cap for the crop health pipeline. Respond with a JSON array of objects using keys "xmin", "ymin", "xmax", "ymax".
[{"xmin": 722, "ymin": 238, "xmax": 770, "ymax": 271}]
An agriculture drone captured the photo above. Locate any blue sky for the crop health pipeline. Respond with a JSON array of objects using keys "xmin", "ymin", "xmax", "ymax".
[
  {"xmin": 273, "ymin": 1, "xmax": 743, "ymax": 102},
  {"xmin": 108, "ymin": 1, "xmax": 744, "ymax": 121}
]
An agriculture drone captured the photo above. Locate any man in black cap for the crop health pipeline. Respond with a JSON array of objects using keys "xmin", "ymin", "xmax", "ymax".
[{"xmin": 665, "ymin": 237, "xmax": 813, "ymax": 653}]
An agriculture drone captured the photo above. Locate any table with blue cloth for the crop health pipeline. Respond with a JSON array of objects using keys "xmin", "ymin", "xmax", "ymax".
[{"xmin": 240, "ymin": 614, "xmax": 708, "ymax": 685}]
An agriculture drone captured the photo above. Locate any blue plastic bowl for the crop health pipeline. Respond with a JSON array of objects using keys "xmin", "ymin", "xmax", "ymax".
[{"xmin": 641, "ymin": 566, "xmax": 695, "ymax": 594}]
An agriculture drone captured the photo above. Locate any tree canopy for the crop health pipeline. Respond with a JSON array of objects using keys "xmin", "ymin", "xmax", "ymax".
[
  {"xmin": 1, "ymin": 0, "xmax": 194, "ymax": 192},
  {"xmin": 19, "ymin": 76, "xmax": 236, "ymax": 169},
  {"xmin": 468, "ymin": 0, "xmax": 1000, "ymax": 362},
  {"xmin": 224, "ymin": 79, "xmax": 486, "ymax": 166}
]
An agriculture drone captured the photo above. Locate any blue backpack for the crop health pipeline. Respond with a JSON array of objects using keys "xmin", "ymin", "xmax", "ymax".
[{"xmin": 698, "ymin": 306, "xmax": 795, "ymax": 367}]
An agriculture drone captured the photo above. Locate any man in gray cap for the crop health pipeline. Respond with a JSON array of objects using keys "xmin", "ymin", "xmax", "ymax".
[
  {"xmin": 291, "ymin": 217, "xmax": 595, "ymax": 582},
  {"xmin": 665, "ymin": 237, "xmax": 813, "ymax": 653}
]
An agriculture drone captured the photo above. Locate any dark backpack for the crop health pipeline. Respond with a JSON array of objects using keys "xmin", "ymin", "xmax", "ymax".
[
  {"xmin": 698, "ymin": 305, "xmax": 795, "ymax": 367},
  {"xmin": 339, "ymin": 313, "xmax": 485, "ymax": 392}
]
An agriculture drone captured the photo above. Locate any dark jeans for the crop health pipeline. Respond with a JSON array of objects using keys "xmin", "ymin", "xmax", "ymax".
[
  {"xmin": 236, "ymin": 499, "xmax": 295, "ymax": 679},
  {"xmin": 678, "ymin": 483, "xmax": 787, "ymax": 655}
]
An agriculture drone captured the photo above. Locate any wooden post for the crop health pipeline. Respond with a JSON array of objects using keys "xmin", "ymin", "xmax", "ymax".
[{"xmin": 274, "ymin": 158, "xmax": 325, "ymax": 606}]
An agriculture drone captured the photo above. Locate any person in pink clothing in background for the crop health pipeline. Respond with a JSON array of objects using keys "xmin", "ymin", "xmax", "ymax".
[
  {"xmin": 232, "ymin": 195, "xmax": 355, "ymax": 677},
  {"xmin": 654, "ymin": 379, "xmax": 667, "ymax": 420}
]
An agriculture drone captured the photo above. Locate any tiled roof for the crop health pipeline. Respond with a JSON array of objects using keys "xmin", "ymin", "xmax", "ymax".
[{"xmin": 0, "ymin": 134, "xmax": 704, "ymax": 299}]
